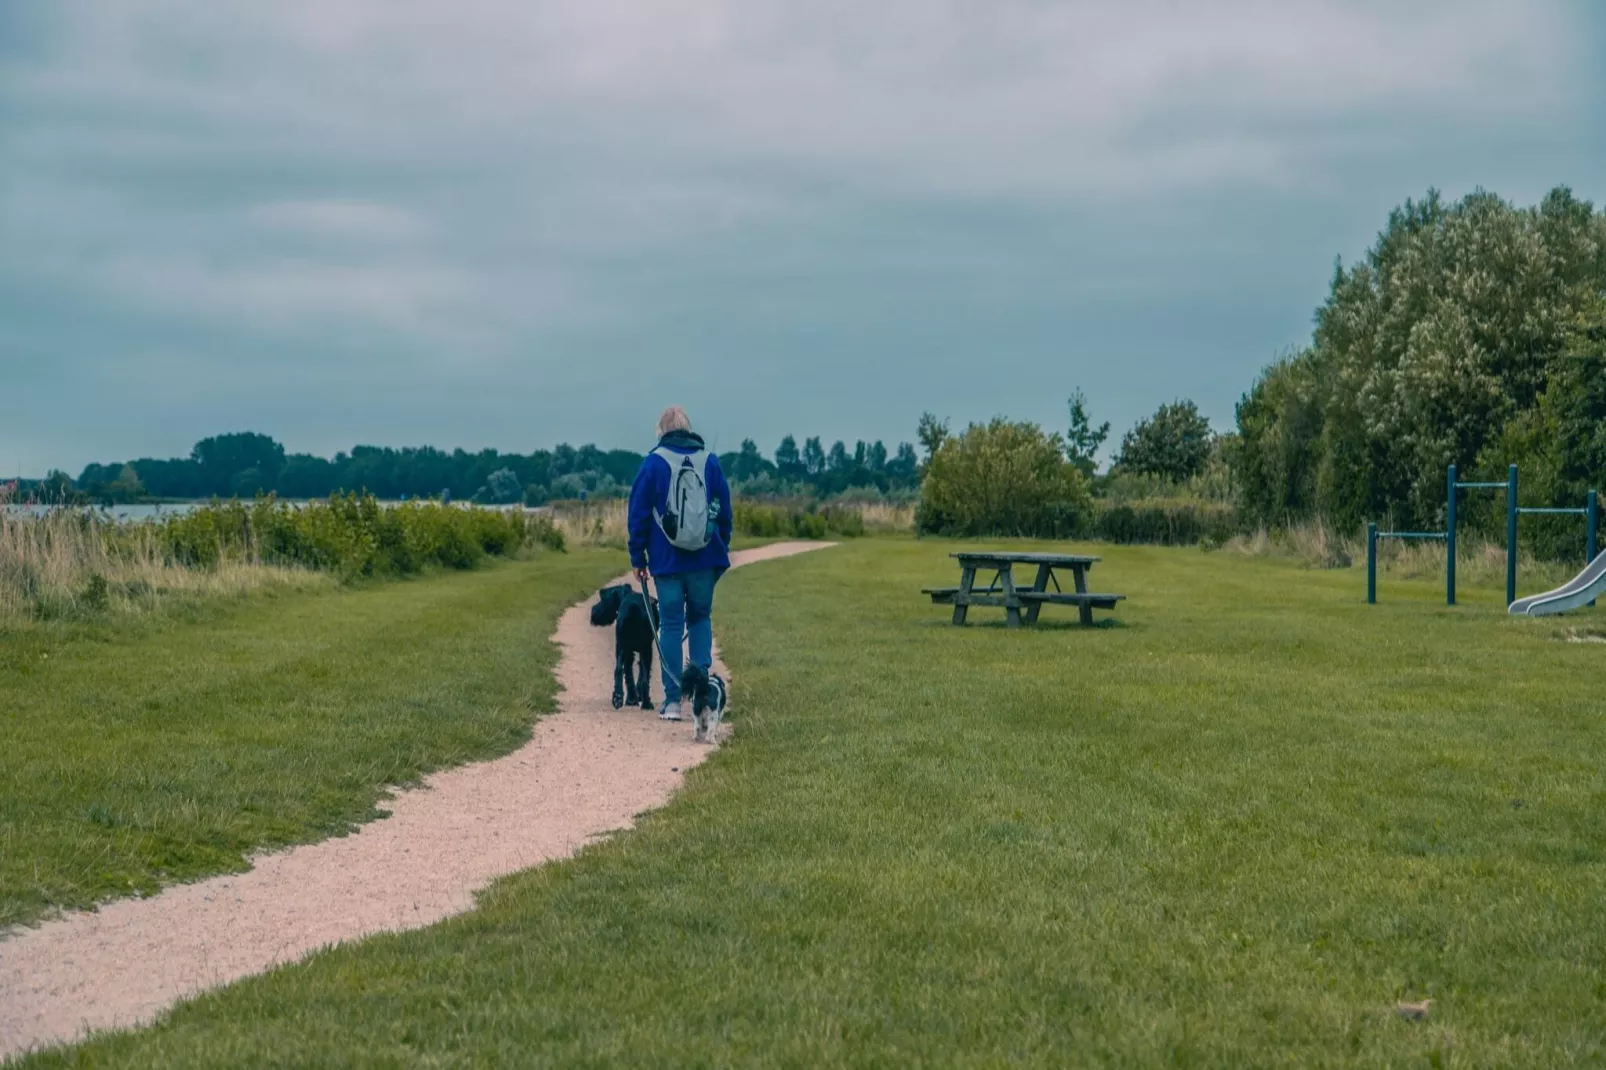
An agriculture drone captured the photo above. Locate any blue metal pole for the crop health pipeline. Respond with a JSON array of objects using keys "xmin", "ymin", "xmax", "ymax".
[
  {"xmin": 1446, "ymin": 464, "xmax": 1457, "ymax": 606},
  {"xmin": 1367, "ymin": 522, "xmax": 1377, "ymax": 604},
  {"xmin": 1589, "ymin": 490, "xmax": 1599, "ymax": 564},
  {"xmin": 1588, "ymin": 489, "xmax": 1598, "ymax": 609},
  {"xmin": 1506, "ymin": 464, "xmax": 1518, "ymax": 607}
]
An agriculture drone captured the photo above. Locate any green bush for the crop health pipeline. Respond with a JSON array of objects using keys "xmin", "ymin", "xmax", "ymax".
[
  {"xmin": 732, "ymin": 500, "xmax": 861, "ymax": 540},
  {"xmin": 158, "ymin": 495, "xmax": 552, "ymax": 580},
  {"xmin": 917, "ymin": 419, "xmax": 1092, "ymax": 537},
  {"xmin": 1091, "ymin": 500, "xmax": 1238, "ymax": 546}
]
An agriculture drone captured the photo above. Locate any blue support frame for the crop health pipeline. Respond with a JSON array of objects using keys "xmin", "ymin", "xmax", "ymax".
[
  {"xmin": 1446, "ymin": 463, "xmax": 1512, "ymax": 608},
  {"xmin": 1437, "ymin": 463, "xmax": 1598, "ymax": 609},
  {"xmin": 1366, "ymin": 522, "xmax": 1445, "ymax": 604},
  {"xmin": 1506, "ymin": 465, "xmax": 1518, "ymax": 607}
]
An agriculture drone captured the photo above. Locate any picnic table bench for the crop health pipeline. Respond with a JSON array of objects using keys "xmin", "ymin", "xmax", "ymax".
[{"xmin": 923, "ymin": 551, "xmax": 1125, "ymax": 627}]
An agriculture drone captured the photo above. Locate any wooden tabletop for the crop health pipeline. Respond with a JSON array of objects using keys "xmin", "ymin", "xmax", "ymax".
[{"xmin": 951, "ymin": 551, "xmax": 1100, "ymax": 566}]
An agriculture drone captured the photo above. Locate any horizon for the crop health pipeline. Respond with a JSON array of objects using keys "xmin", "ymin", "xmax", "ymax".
[{"xmin": 5, "ymin": 2, "xmax": 1604, "ymax": 478}]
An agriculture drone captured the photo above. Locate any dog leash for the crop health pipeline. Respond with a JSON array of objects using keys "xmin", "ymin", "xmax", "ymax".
[{"xmin": 637, "ymin": 572, "xmax": 674, "ymax": 679}]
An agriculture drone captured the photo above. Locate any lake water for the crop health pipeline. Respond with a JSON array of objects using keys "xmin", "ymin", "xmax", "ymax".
[
  {"xmin": 2, "ymin": 503, "xmax": 204, "ymax": 522},
  {"xmin": 3, "ymin": 501, "xmax": 542, "ymax": 523}
]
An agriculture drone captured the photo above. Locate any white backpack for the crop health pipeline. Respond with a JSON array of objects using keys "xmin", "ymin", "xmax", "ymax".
[{"xmin": 653, "ymin": 446, "xmax": 715, "ymax": 551}]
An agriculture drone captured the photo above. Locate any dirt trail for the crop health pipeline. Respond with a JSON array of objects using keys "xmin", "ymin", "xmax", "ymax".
[{"xmin": 0, "ymin": 541, "xmax": 831, "ymax": 1060}]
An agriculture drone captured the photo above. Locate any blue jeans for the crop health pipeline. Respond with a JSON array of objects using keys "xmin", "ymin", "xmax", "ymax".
[{"xmin": 654, "ymin": 568, "xmax": 720, "ymax": 704}]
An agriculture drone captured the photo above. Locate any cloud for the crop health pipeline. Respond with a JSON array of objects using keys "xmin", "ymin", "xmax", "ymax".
[
  {"xmin": 0, "ymin": 0, "xmax": 1599, "ymax": 473},
  {"xmin": 248, "ymin": 200, "xmax": 431, "ymax": 242}
]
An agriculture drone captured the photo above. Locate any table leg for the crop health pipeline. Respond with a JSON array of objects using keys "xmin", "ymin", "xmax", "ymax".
[
  {"xmin": 1074, "ymin": 563, "xmax": 1093, "ymax": 626},
  {"xmin": 953, "ymin": 566, "xmax": 975, "ymax": 626},
  {"xmin": 1000, "ymin": 565, "xmax": 1021, "ymax": 628},
  {"xmin": 1024, "ymin": 563, "xmax": 1050, "ymax": 624}
]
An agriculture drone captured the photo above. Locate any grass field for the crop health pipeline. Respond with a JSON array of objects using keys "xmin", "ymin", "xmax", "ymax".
[
  {"xmin": 0, "ymin": 550, "xmax": 621, "ymax": 930},
  {"xmin": 16, "ymin": 539, "xmax": 1606, "ymax": 1066}
]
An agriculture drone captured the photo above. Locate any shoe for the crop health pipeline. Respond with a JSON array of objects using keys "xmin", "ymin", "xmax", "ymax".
[{"xmin": 658, "ymin": 701, "xmax": 683, "ymax": 721}]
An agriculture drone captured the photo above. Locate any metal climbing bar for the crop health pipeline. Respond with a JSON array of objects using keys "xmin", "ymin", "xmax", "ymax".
[
  {"xmin": 1378, "ymin": 465, "xmax": 1598, "ymax": 608},
  {"xmin": 1367, "ymin": 523, "xmax": 1449, "ymax": 604}
]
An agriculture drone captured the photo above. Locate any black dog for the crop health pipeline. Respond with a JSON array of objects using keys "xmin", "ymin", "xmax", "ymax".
[
  {"xmin": 679, "ymin": 663, "xmax": 728, "ymax": 743},
  {"xmin": 590, "ymin": 584, "xmax": 657, "ymax": 710}
]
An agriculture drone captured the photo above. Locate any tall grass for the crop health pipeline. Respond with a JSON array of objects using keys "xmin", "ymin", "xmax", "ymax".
[
  {"xmin": 546, "ymin": 498, "xmax": 629, "ymax": 549},
  {"xmin": 839, "ymin": 499, "xmax": 915, "ymax": 534},
  {"xmin": 1221, "ymin": 518, "xmax": 1582, "ymax": 590},
  {"xmin": 1, "ymin": 494, "xmax": 562, "ymax": 626},
  {"xmin": 0, "ymin": 505, "xmax": 313, "ymax": 624}
]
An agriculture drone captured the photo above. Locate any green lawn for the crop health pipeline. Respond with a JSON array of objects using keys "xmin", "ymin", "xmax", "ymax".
[
  {"xmin": 0, "ymin": 551, "xmax": 622, "ymax": 930},
  {"xmin": 20, "ymin": 539, "xmax": 1606, "ymax": 1067}
]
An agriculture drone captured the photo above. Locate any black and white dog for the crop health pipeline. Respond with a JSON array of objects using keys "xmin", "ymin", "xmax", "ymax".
[
  {"xmin": 589, "ymin": 584, "xmax": 657, "ymax": 710},
  {"xmin": 679, "ymin": 663, "xmax": 728, "ymax": 743}
]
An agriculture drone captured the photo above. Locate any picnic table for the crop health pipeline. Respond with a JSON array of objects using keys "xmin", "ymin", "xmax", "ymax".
[{"xmin": 923, "ymin": 551, "xmax": 1125, "ymax": 627}]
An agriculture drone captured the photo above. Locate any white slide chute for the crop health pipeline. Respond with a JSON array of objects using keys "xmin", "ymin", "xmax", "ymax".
[{"xmin": 1508, "ymin": 553, "xmax": 1606, "ymax": 616}]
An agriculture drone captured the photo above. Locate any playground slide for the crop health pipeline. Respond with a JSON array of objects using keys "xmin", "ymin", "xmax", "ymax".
[{"xmin": 1508, "ymin": 552, "xmax": 1606, "ymax": 616}]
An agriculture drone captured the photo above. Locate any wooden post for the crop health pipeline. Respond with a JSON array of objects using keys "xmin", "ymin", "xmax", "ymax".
[
  {"xmin": 1024, "ymin": 562, "xmax": 1051, "ymax": 624},
  {"xmin": 999, "ymin": 564, "xmax": 1021, "ymax": 628},
  {"xmin": 1072, "ymin": 563, "xmax": 1093, "ymax": 625},
  {"xmin": 953, "ymin": 565, "xmax": 975, "ymax": 626}
]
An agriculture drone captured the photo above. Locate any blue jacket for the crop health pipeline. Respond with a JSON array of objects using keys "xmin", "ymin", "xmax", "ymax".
[{"xmin": 628, "ymin": 430, "xmax": 733, "ymax": 575}]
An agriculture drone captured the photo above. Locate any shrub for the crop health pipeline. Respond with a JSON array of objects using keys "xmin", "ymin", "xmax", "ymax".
[
  {"xmin": 732, "ymin": 500, "xmax": 862, "ymax": 540},
  {"xmin": 1091, "ymin": 500, "xmax": 1238, "ymax": 546},
  {"xmin": 157, "ymin": 495, "xmax": 548, "ymax": 581},
  {"xmin": 917, "ymin": 419, "xmax": 1092, "ymax": 537}
]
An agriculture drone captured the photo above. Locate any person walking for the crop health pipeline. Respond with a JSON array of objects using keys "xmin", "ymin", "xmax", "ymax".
[{"xmin": 628, "ymin": 405, "xmax": 732, "ymax": 721}]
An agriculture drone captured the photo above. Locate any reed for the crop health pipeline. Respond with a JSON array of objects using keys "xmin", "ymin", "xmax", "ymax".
[
  {"xmin": 1222, "ymin": 517, "xmax": 1581, "ymax": 590},
  {"xmin": 0, "ymin": 502, "xmax": 313, "ymax": 625},
  {"xmin": 545, "ymin": 498, "xmax": 630, "ymax": 549},
  {"xmin": 844, "ymin": 500, "xmax": 916, "ymax": 534}
]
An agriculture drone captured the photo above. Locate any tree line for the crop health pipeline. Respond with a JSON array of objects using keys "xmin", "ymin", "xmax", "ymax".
[
  {"xmin": 1234, "ymin": 185, "xmax": 1605, "ymax": 546},
  {"xmin": 914, "ymin": 185, "xmax": 1605, "ymax": 555},
  {"xmin": 44, "ymin": 432, "xmax": 925, "ymax": 506}
]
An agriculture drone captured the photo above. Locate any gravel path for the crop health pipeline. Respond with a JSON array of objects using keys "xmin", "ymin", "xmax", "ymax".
[{"xmin": 0, "ymin": 541, "xmax": 831, "ymax": 1060}]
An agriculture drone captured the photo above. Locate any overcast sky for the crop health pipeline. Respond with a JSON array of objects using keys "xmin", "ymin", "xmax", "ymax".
[{"xmin": 3, "ymin": 1, "xmax": 1603, "ymax": 476}]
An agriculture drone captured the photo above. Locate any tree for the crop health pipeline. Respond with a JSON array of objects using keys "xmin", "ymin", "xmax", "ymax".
[
  {"xmin": 827, "ymin": 440, "xmax": 850, "ymax": 472},
  {"xmin": 485, "ymin": 467, "xmax": 522, "ymax": 504},
  {"xmin": 1065, "ymin": 388, "xmax": 1110, "ymax": 477},
  {"xmin": 867, "ymin": 440, "xmax": 888, "ymax": 472},
  {"xmin": 1484, "ymin": 294, "xmax": 1606, "ymax": 557},
  {"xmin": 916, "ymin": 412, "xmax": 950, "ymax": 469},
  {"xmin": 727, "ymin": 439, "xmax": 771, "ymax": 482},
  {"xmin": 887, "ymin": 443, "xmax": 919, "ymax": 483},
  {"xmin": 230, "ymin": 467, "xmax": 266, "ymax": 498},
  {"xmin": 1116, "ymin": 400, "xmax": 1214, "ymax": 482},
  {"xmin": 1235, "ymin": 186, "xmax": 1606, "ymax": 531},
  {"xmin": 40, "ymin": 470, "xmax": 75, "ymax": 502},
  {"xmin": 191, "ymin": 432, "xmax": 286, "ymax": 496},
  {"xmin": 550, "ymin": 443, "xmax": 578, "ymax": 477},
  {"xmin": 918, "ymin": 419, "xmax": 1091, "ymax": 536},
  {"xmin": 278, "ymin": 454, "xmax": 337, "ymax": 499},
  {"xmin": 107, "ymin": 464, "xmax": 145, "ymax": 503},
  {"xmin": 774, "ymin": 435, "xmax": 802, "ymax": 478},
  {"xmin": 132, "ymin": 457, "xmax": 203, "ymax": 498},
  {"xmin": 1234, "ymin": 355, "xmax": 1322, "ymax": 524},
  {"xmin": 802, "ymin": 436, "xmax": 826, "ymax": 475}
]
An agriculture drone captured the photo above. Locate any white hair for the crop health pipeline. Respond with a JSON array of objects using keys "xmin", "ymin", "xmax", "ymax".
[{"xmin": 656, "ymin": 405, "xmax": 691, "ymax": 437}]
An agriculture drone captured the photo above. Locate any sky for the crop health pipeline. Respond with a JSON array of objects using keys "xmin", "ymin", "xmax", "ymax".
[{"xmin": 3, "ymin": 1, "xmax": 1604, "ymax": 476}]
